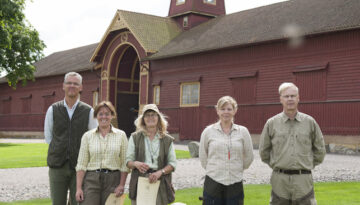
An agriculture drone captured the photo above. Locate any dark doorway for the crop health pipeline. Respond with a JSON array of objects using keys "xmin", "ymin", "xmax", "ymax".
[
  {"xmin": 117, "ymin": 94, "xmax": 138, "ymax": 137},
  {"xmin": 115, "ymin": 46, "xmax": 140, "ymax": 137}
]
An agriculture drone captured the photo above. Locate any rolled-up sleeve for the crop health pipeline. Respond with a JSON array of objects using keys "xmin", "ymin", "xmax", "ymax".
[
  {"xmin": 242, "ymin": 127, "xmax": 254, "ymax": 169},
  {"xmin": 76, "ymin": 132, "xmax": 90, "ymax": 171},
  {"xmin": 119, "ymin": 134, "xmax": 130, "ymax": 172},
  {"xmin": 167, "ymin": 142, "xmax": 177, "ymax": 170},
  {"xmin": 199, "ymin": 127, "xmax": 209, "ymax": 169},
  {"xmin": 125, "ymin": 135, "xmax": 136, "ymax": 166}
]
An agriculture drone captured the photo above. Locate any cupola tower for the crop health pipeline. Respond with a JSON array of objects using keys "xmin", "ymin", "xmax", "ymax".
[{"xmin": 168, "ymin": 0, "xmax": 226, "ymax": 30}]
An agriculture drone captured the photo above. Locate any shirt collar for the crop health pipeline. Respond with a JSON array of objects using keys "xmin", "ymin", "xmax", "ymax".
[
  {"xmin": 63, "ymin": 98, "xmax": 80, "ymax": 110},
  {"xmin": 214, "ymin": 121, "xmax": 240, "ymax": 132},
  {"xmin": 145, "ymin": 132, "xmax": 160, "ymax": 139},
  {"xmin": 281, "ymin": 111, "xmax": 302, "ymax": 122},
  {"xmin": 96, "ymin": 125, "xmax": 115, "ymax": 133}
]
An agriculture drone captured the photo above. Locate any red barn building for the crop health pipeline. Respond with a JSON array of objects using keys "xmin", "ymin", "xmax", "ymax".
[{"xmin": 1, "ymin": 0, "xmax": 360, "ymax": 148}]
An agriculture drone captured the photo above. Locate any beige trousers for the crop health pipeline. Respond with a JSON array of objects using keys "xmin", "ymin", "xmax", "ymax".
[{"xmin": 270, "ymin": 171, "xmax": 317, "ymax": 205}]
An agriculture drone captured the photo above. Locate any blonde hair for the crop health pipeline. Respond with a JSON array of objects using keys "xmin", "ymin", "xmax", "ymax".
[
  {"xmin": 134, "ymin": 107, "xmax": 168, "ymax": 137},
  {"xmin": 278, "ymin": 82, "xmax": 299, "ymax": 95},
  {"xmin": 215, "ymin": 96, "xmax": 238, "ymax": 111}
]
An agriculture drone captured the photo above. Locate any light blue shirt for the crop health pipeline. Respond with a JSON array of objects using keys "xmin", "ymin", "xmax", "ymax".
[
  {"xmin": 126, "ymin": 133, "xmax": 177, "ymax": 170},
  {"xmin": 44, "ymin": 99, "xmax": 98, "ymax": 144}
]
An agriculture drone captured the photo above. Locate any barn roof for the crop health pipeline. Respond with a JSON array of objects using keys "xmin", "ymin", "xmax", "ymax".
[
  {"xmin": 0, "ymin": 43, "xmax": 98, "ymax": 84},
  {"xmin": 148, "ymin": 0, "xmax": 360, "ymax": 60}
]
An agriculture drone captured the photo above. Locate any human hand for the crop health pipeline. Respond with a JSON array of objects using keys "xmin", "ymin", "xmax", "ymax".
[
  {"xmin": 148, "ymin": 170, "xmax": 162, "ymax": 183},
  {"xmin": 76, "ymin": 188, "xmax": 84, "ymax": 202},
  {"xmin": 135, "ymin": 161, "xmax": 149, "ymax": 174},
  {"xmin": 114, "ymin": 185, "xmax": 125, "ymax": 197}
]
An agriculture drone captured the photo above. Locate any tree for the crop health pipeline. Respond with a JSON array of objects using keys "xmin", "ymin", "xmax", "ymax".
[{"xmin": 0, "ymin": 0, "xmax": 45, "ymax": 88}]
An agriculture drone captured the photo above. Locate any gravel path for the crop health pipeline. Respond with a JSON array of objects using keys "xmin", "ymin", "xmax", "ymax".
[{"xmin": 1, "ymin": 151, "xmax": 360, "ymax": 202}]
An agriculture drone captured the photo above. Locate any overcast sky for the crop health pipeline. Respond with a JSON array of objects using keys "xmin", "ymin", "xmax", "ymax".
[{"xmin": 24, "ymin": 0, "xmax": 287, "ymax": 56}]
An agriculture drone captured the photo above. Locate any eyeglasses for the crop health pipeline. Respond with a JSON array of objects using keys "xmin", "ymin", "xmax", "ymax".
[
  {"xmin": 144, "ymin": 113, "xmax": 158, "ymax": 118},
  {"xmin": 64, "ymin": 81, "xmax": 80, "ymax": 86},
  {"xmin": 281, "ymin": 94, "xmax": 298, "ymax": 99}
]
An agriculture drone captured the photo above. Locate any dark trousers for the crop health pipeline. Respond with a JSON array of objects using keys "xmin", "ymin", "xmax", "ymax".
[
  {"xmin": 49, "ymin": 161, "xmax": 77, "ymax": 205},
  {"xmin": 203, "ymin": 175, "xmax": 244, "ymax": 205}
]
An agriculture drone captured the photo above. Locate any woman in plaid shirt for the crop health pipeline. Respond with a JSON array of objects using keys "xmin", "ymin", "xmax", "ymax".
[{"xmin": 75, "ymin": 101, "xmax": 129, "ymax": 205}]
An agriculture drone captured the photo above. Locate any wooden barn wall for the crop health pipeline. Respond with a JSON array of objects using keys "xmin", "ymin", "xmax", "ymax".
[
  {"xmin": 150, "ymin": 29, "xmax": 360, "ymax": 140},
  {"xmin": 0, "ymin": 70, "xmax": 100, "ymax": 132}
]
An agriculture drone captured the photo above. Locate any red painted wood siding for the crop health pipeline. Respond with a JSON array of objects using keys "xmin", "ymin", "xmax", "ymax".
[
  {"xmin": 0, "ymin": 70, "xmax": 100, "ymax": 132},
  {"xmin": 151, "ymin": 29, "xmax": 360, "ymax": 140}
]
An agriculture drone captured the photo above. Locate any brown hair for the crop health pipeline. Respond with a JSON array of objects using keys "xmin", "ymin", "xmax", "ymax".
[{"xmin": 93, "ymin": 101, "xmax": 116, "ymax": 118}]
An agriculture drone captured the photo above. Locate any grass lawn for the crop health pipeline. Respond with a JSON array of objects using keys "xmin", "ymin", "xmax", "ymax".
[
  {"xmin": 0, "ymin": 143, "xmax": 48, "ymax": 168},
  {"xmin": 0, "ymin": 143, "xmax": 190, "ymax": 169},
  {"xmin": 0, "ymin": 182, "xmax": 359, "ymax": 205}
]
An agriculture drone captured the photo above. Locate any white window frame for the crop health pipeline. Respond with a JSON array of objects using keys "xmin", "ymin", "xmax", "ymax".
[{"xmin": 180, "ymin": 82, "xmax": 200, "ymax": 107}]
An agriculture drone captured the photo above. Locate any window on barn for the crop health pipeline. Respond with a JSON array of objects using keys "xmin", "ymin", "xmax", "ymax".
[
  {"xmin": 293, "ymin": 63, "xmax": 328, "ymax": 101},
  {"xmin": 176, "ymin": 0, "xmax": 185, "ymax": 5},
  {"xmin": 153, "ymin": 86, "xmax": 160, "ymax": 105},
  {"xmin": 21, "ymin": 94, "xmax": 32, "ymax": 113},
  {"xmin": 1, "ymin": 96, "xmax": 12, "ymax": 114},
  {"xmin": 42, "ymin": 91, "xmax": 55, "ymax": 112},
  {"xmin": 180, "ymin": 82, "xmax": 200, "ymax": 107},
  {"xmin": 230, "ymin": 71, "xmax": 258, "ymax": 104},
  {"xmin": 204, "ymin": 0, "xmax": 216, "ymax": 5}
]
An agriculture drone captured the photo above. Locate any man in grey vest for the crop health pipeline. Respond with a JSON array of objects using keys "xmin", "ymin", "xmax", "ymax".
[
  {"xmin": 44, "ymin": 72, "xmax": 98, "ymax": 205},
  {"xmin": 259, "ymin": 82, "xmax": 326, "ymax": 205}
]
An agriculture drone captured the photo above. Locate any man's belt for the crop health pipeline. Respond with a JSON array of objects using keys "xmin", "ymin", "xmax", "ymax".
[
  {"xmin": 89, "ymin": 169, "xmax": 119, "ymax": 173},
  {"xmin": 277, "ymin": 169, "xmax": 311, "ymax": 175}
]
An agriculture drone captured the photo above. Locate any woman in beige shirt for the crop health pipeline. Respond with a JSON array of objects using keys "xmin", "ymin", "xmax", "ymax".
[
  {"xmin": 199, "ymin": 96, "xmax": 254, "ymax": 205},
  {"xmin": 75, "ymin": 101, "xmax": 129, "ymax": 205}
]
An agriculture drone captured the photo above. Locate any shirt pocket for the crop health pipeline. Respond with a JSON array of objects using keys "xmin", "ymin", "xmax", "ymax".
[
  {"xmin": 296, "ymin": 132, "xmax": 312, "ymax": 156},
  {"xmin": 271, "ymin": 134, "xmax": 286, "ymax": 156}
]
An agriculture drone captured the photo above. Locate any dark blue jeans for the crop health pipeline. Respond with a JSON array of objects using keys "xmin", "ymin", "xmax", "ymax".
[{"xmin": 203, "ymin": 175, "xmax": 244, "ymax": 205}]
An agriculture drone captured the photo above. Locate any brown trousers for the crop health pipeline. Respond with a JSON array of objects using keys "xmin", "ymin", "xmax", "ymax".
[{"xmin": 80, "ymin": 171, "xmax": 120, "ymax": 205}]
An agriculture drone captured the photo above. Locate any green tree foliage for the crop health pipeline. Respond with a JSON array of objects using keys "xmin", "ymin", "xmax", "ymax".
[{"xmin": 0, "ymin": 0, "xmax": 45, "ymax": 88}]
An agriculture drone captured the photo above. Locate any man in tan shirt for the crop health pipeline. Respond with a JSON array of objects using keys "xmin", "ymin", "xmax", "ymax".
[{"xmin": 259, "ymin": 82, "xmax": 326, "ymax": 205}]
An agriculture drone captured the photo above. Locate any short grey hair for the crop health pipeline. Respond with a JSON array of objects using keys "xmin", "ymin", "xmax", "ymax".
[
  {"xmin": 278, "ymin": 82, "xmax": 298, "ymax": 95},
  {"xmin": 64, "ymin": 72, "xmax": 82, "ymax": 84}
]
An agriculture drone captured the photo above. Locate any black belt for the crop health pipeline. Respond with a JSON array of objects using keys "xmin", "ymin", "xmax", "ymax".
[
  {"xmin": 145, "ymin": 169, "xmax": 157, "ymax": 174},
  {"xmin": 90, "ymin": 169, "xmax": 119, "ymax": 173},
  {"xmin": 277, "ymin": 169, "xmax": 311, "ymax": 175}
]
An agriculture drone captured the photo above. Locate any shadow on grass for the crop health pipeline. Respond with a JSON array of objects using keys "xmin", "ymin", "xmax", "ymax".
[{"xmin": 0, "ymin": 143, "xmax": 19, "ymax": 147}]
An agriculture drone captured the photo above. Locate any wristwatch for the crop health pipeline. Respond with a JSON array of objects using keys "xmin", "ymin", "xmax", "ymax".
[{"xmin": 161, "ymin": 169, "xmax": 166, "ymax": 175}]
